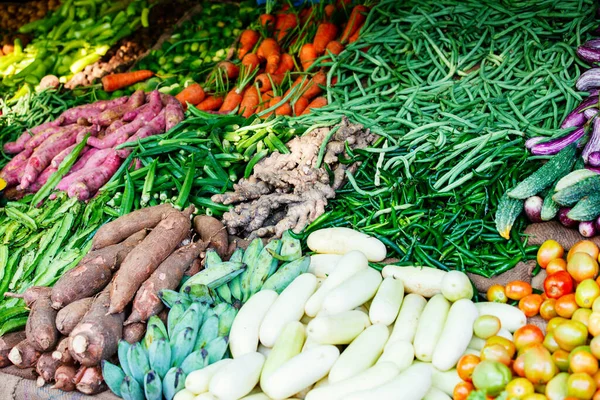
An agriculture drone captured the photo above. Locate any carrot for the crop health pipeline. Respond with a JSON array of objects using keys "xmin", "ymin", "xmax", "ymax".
[
  {"xmin": 302, "ymin": 97, "xmax": 328, "ymax": 115},
  {"xmin": 255, "ymin": 73, "xmax": 285, "ymax": 93},
  {"xmin": 302, "ymin": 70, "xmax": 327, "ymax": 100},
  {"xmin": 324, "ymin": 4, "xmax": 336, "ymax": 19},
  {"xmin": 325, "ymin": 40, "xmax": 345, "ymax": 58},
  {"xmin": 257, "ymin": 38, "xmax": 281, "ymax": 74},
  {"xmin": 242, "ymin": 53, "xmax": 262, "ymax": 72},
  {"xmin": 101, "ymin": 70, "xmax": 154, "ymax": 92},
  {"xmin": 238, "ymin": 30, "xmax": 260, "ymax": 60},
  {"xmin": 300, "ymin": 7, "xmax": 313, "ymax": 25},
  {"xmin": 175, "ymin": 84, "xmax": 205, "ymax": 109},
  {"xmin": 313, "ymin": 22, "xmax": 339, "ymax": 55},
  {"xmin": 257, "ymin": 90, "xmax": 274, "ymax": 113},
  {"xmin": 300, "ymin": 43, "xmax": 318, "ymax": 71},
  {"xmin": 197, "ymin": 95, "xmax": 224, "ymax": 111},
  {"xmin": 341, "ymin": 5, "xmax": 369, "ymax": 44},
  {"xmin": 275, "ymin": 102, "xmax": 292, "ymax": 116},
  {"xmin": 285, "ymin": 75, "xmax": 310, "ymax": 97},
  {"xmin": 239, "ymin": 86, "xmax": 261, "ymax": 117},
  {"xmin": 218, "ymin": 61, "xmax": 240, "ymax": 80},
  {"xmin": 262, "ymin": 96, "xmax": 282, "ymax": 118},
  {"xmin": 275, "ymin": 53, "xmax": 295, "ymax": 74},
  {"xmin": 260, "ymin": 14, "xmax": 276, "ymax": 30},
  {"xmin": 294, "ymin": 97, "xmax": 309, "ymax": 116},
  {"xmin": 220, "ymin": 88, "xmax": 245, "ymax": 113},
  {"xmin": 275, "ymin": 13, "xmax": 298, "ymax": 42},
  {"xmin": 349, "ymin": 24, "xmax": 363, "ymax": 43}
]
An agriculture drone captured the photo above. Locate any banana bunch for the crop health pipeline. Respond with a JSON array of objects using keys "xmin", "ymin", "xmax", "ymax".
[
  {"xmin": 181, "ymin": 231, "xmax": 311, "ymax": 305},
  {"xmin": 102, "ymin": 295, "xmax": 237, "ymax": 400}
]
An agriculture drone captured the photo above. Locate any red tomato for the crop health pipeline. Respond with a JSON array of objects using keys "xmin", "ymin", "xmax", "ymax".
[
  {"xmin": 520, "ymin": 294, "xmax": 543, "ymax": 317},
  {"xmin": 555, "ymin": 294, "xmax": 579, "ymax": 319},
  {"xmin": 453, "ymin": 381, "xmax": 474, "ymax": 400},
  {"xmin": 544, "ymin": 271, "xmax": 574, "ymax": 299},
  {"xmin": 506, "ymin": 281, "xmax": 533, "ymax": 301},
  {"xmin": 457, "ymin": 354, "xmax": 480, "ymax": 382},
  {"xmin": 514, "ymin": 325, "xmax": 545, "ymax": 351}
]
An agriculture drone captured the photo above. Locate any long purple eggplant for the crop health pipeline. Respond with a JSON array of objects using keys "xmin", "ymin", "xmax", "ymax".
[
  {"xmin": 577, "ymin": 47, "xmax": 600, "ymax": 64},
  {"xmin": 531, "ymin": 127, "xmax": 586, "ymax": 155},
  {"xmin": 583, "ymin": 117, "xmax": 600, "ymax": 162},
  {"xmin": 561, "ymin": 95, "xmax": 598, "ymax": 128},
  {"xmin": 577, "ymin": 68, "xmax": 600, "ymax": 92},
  {"xmin": 589, "ymin": 151, "xmax": 600, "ymax": 167}
]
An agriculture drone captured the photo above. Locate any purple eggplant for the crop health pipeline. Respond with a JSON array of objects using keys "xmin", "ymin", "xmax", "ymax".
[
  {"xmin": 559, "ymin": 207, "xmax": 579, "ymax": 228},
  {"xmin": 580, "ymin": 221, "xmax": 597, "ymax": 237},
  {"xmin": 525, "ymin": 137, "xmax": 545, "ymax": 150},
  {"xmin": 586, "ymin": 165, "xmax": 600, "ymax": 173},
  {"xmin": 583, "ymin": 117, "xmax": 600, "ymax": 163},
  {"xmin": 524, "ymin": 196, "xmax": 543, "ymax": 223},
  {"xmin": 561, "ymin": 95, "xmax": 599, "ymax": 129},
  {"xmin": 584, "ymin": 39, "xmax": 600, "ymax": 49},
  {"xmin": 531, "ymin": 127, "xmax": 586, "ymax": 155},
  {"xmin": 589, "ymin": 151, "xmax": 600, "ymax": 167},
  {"xmin": 595, "ymin": 215, "xmax": 600, "ymax": 232},
  {"xmin": 577, "ymin": 47, "xmax": 600, "ymax": 64},
  {"xmin": 585, "ymin": 108, "xmax": 599, "ymax": 119},
  {"xmin": 577, "ymin": 68, "xmax": 600, "ymax": 92}
]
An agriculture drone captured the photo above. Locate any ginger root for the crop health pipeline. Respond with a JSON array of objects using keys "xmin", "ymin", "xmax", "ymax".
[{"xmin": 212, "ymin": 117, "xmax": 375, "ymax": 238}]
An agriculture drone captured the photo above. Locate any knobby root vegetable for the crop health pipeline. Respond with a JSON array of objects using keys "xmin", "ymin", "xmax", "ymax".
[
  {"xmin": 5, "ymin": 286, "xmax": 52, "ymax": 308},
  {"xmin": 36, "ymin": 352, "xmax": 61, "ymax": 387},
  {"xmin": 0, "ymin": 331, "xmax": 26, "ymax": 367},
  {"xmin": 109, "ymin": 207, "xmax": 193, "ymax": 314},
  {"xmin": 126, "ymin": 241, "xmax": 205, "ymax": 325},
  {"xmin": 92, "ymin": 203, "xmax": 176, "ymax": 250},
  {"xmin": 123, "ymin": 322, "xmax": 147, "ymax": 344},
  {"xmin": 69, "ymin": 285, "xmax": 124, "ymax": 366},
  {"xmin": 55, "ymin": 298, "xmax": 94, "ymax": 335},
  {"xmin": 26, "ymin": 294, "xmax": 58, "ymax": 352},
  {"xmin": 53, "ymin": 364, "xmax": 77, "ymax": 391},
  {"xmin": 193, "ymin": 215, "xmax": 228, "ymax": 258},
  {"xmin": 90, "ymin": 90, "xmax": 145, "ymax": 126},
  {"xmin": 52, "ymin": 337, "xmax": 73, "ymax": 364},
  {"xmin": 76, "ymin": 365, "xmax": 107, "ymax": 394},
  {"xmin": 8, "ymin": 339, "xmax": 40, "ymax": 368}
]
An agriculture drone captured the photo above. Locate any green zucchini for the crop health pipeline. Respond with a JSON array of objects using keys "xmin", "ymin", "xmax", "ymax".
[
  {"xmin": 508, "ymin": 144, "xmax": 577, "ymax": 199},
  {"xmin": 552, "ymin": 175, "xmax": 600, "ymax": 206},
  {"xmin": 567, "ymin": 193, "xmax": 600, "ymax": 221},
  {"xmin": 495, "ymin": 193, "xmax": 524, "ymax": 240}
]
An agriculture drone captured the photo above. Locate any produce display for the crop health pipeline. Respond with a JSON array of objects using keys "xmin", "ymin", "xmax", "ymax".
[{"xmin": 0, "ymin": 0, "xmax": 60, "ymax": 50}]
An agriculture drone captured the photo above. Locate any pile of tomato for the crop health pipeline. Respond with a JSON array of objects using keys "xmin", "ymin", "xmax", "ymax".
[{"xmin": 454, "ymin": 239, "xmax": 600, "ymax": 400}]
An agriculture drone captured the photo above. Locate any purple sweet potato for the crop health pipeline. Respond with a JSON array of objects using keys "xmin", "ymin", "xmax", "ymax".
[
  {"xmin": 26, "ymin": 294, "xmax": 59, "ymax": 352},
  {"xmin": 194, "ymin": 215, "xmax": 229, "ymax": 258},
  {"xmin": 36, "ymin": 352, "xmax": 61, "ymax": 386},
  {"xmin": 3, "ymin": 119, "xmax": 63, "ymax": 154},
  {"xmin": 55, "ymin": 148, "xmax": 110, "ymax": 191},
  {"xmin": 126, "ymin": 241, "xmax": 205, "ymax": 324},
  {"xmin": 8, "ymin": 339, "xmax": 41, "ymax": 368},
  {"xmin": 28, "ymin": 165, "xmax": 57, "ymax": 192},
  {"xmin": 109, "ymin": 207, "xmax": 194, "ymax": 314},
  {"xmin": 90, "ymin": 90, "xmax": 145, "ymax": 126},
  {"xmin": 0, "ymin": 149, "xmax": 32, "ymax": 186},
  {"xmin": 53, "ymin": 364, "xmax": 77, "ymax": 391},
  {"xmin": 116, "ymin": 109, "xmax": 166, "ymax": 158},
  {"xmin": 51, "ymin": 230, "xmax": 147, "ymax": 309},
  {"xmin": 59, "ymin": 97, "xmax": 128, "ymax": 125},
  {"xmin": 123, "ymin": 322, "xmax": 146, "ymax": 344},
  {"xmin": 5, "ymin": 286, "xmax": 52, "ymax": 308},
  {"xmin": 76, "ymin": 365, "xmax": 107, "ymax": 394},
  {"xmin": 0, "ymin": 331, "xmax": 26, "ymax": 367},
  {"xmin": 165, "ymin": 103, "xmax": 185, "ymax": 131},
  {"xmin": 69, "ymin": 285, "xmax": 124, "ymax": 366},
  {"xmin": 92, "ymin": 203, "xmax": 177, "ymax": 250},
  {"xmin": 50, "ymin": 143, "xmax": 78, "ymax": 168},
  {"xmin": 52, "ymin": 337, "xmax": 73, "ymax": 364},
  {"xmin": 25, "ymin": 125, "xmax": 67, "ymax": 151},
  {"xmin": 55, "ymin": 298, "xmax": 94, "ymax": 335},
  {"xmin": 66, "ymin": 151, "xmax": 123, "ymax": 200}
]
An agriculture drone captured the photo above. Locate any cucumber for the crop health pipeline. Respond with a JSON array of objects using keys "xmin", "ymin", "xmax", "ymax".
[
  {"xmin": 495, "ymin": 193, "xmax": 524, "ymax": 240},
  {"xmin": 555, "ymin": 169, "xmax": 599, "ymax": 191},
  {"xmin": 567, "ymin": 193, "xmax": 600, "ymax": 221},
  {"xmin": 508, "ymin": 144, "xmax": 576, "ymax": 199},
  {"xmin": 552, "ymin": 175, "xmax": 600, "ymax": 206}
]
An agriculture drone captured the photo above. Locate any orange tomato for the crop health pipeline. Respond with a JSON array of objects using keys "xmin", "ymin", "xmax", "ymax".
[
  {"xmin": 524, "ymin": 345, "xmax": 558, "ymax": 385},
  {"xmin": 553, "ymin": 350, "xmax": 571, "ymax": 372},
  {"xmin": 487, "ymin": 284, "xmax": 508, "ymax": 303},
  {"xmin": 486, "ymin": 336, "xmax": 517, "ymax": 359},
  {"xmin": 554, "ymin": 320, "xmax": 589, "ymax": 351},
  {"xmin": 514, "ymin": 325, "xmax": 545, "ymax": 351},
  {"xmin": 591, "ymin": 337, "xmax": 600, "ymax": 359},
  {"xmin": 568, "ymin": 252, "xmax": 599, "ymax": 282},
  {"xmin": 593, "ymin": 389, "xmax": 600, "ymax": 400},
  {"xmin": 573, "ymin": 308, "xmax": 592, "ymax": 327},
  {"xmin": 457, "ymin": 354, "xmax": 480, "ymax": 382},
  {"xmin": 568, "ymin": 240, "xmax": 600, "ymax": 262},
  {"xmin": 520, "ymin": 294, "xmax": 543, "ymax": 317},
  {"xmin": 555, "ymin": 294, "xmax": 579, "ymax": 319},
  {"xmin": 538, "ymin": 240, "xmax": 565, "ymax": 268},
  {"xmin": 453, "ymin": 381, "xmax": 475, "ymax": 400},
  {"xmin": 540, "ymin": 299, "xmax": 558, "ymax": 320},
  {"xmin": 481, "ymin": 344, "xmax": 512, "ymax": 366},
  {"xmin": 570, "ymin": 346, "xmax": 599, "ymax": 375},
  {"xmin": 589, "ymin": 312, "xmax": 600, "ymax": 337},
  {"xmin": 514, "ymin": 353, "xmax": 526, "ymax": 377},
  {"xmin": 542, "ymin": 331, "xmax": 560, "ymax": 353},
  {"xmin": 523, "ymin": 395, "xmax": 547, "ymax": 400},
  {"xmin": 593, "ymin": 370, "xmax": 600, "ymax": 388},
  {"xmin": 506, "ymin": 377, "xmax": 535, "ymax": 398},
  {"xmin": 506, "ymin": 280, "xmax": 534, "ymax": 301},
  {"xmin": 547, "ymin": 258, "xmax": 568, "ymax": 275},
  {"xmin": 567, "ymin": 373, "xmax": 597, "ymax": 400}
]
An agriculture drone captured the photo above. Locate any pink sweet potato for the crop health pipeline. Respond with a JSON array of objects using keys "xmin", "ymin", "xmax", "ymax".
[
  {"xmin": 109, "ymin": 207, "xmax": 193, "ymax": 314},
  {"xmin": 51, "ymin": 230, "xmax": 147, "ymax": 309},
  {"xmin": 55, "ymin": 148, "xmax": 110, "ymax": 191},
  {"xmin": 53, "ymin": 364, "xmax": 77, "ymax": 391},
  {"xmin": 59, "ymin": 97, "xmax": 128, "ymax": 125},
  {"xmin": 66, "ymin": 151, "xmax": 123, "ymax": 200},
  {"xmin": 8, "ymin": 339, "xmax": 41, "ymax": 368},
  {"xmin": 90, "ymin": 90, "xmax": 145, "ymax": 126},
  {"xmin": 92, "ymin": 203, "xmax": 177, "ymax": 250},
  {"xmin": 76, "ymin": 365, "xmax": 107, "ymax": 394},
  {"xmin": 123, "ymin": 322, "xmax": 146, "ymax": 344},
  {"xmin": 165, "ymin": 102, "xmax": 184, "ymax": 131},
  {"xmin": 0, "ymin": 331, "xmax": 26, "ymax": 367},
  {"xmin": 25, "ymin": 125, "xmax": 67, "ymax": 151},
  {"xmin": 69, "ymin": 285, "xmax": 124, "ymax": 366},
  {"xmin": 36, "ymin": 352, "xmax": 61, "ymax": 386},
  {"xmin": 3, "ymin": 119, "xmax": 63, "ymax": 154},
  {"xmin": 55, "ymin": 298, "xmax": 93, "ymax": 335},
  {"xmin": 194, "ymin": 215, "xmax": 229, "ymax": 258},
  {"xmin": 26, "ymin": 294, "xmax": 59, "ymax": 352},
  {"xmin": 28, "ymin": 165, "xmax": 57, "ymax": 192},
  {"xmin": 0, "ymin": 149, "xmax": 32, "ymax": 186},
  {"xmin": 5, "ymin": 286, "xmax": 52, "ymax": 308},
  {"xmin": 126, "ymin": 241, "xmax": 205, "ymax": 324},
  {"xmin": 52, "ymin": 337, "xmax": 73, "ymax": 364},
  {"xmin": 116, "ymin": 109, "xmax": 166, "ymax": 158},
  {"xmin": 50, "ymin": 143, "xmax": 78, "ymax": 168}
]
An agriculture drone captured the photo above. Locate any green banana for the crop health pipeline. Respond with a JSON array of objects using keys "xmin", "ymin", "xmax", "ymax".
[
  {"xmin": 167, "ymin": 301, "xmax": 187, "ymax": 338},
  {"xmin": 162, "ymin": 367, "xmax": 186, "ymax": 400},
  {"xmin": 171, "ymin": 327, "xmax": 198, "ymax": 367},
  {"xmin": 216, "ymin": 305, "xmax": 237, "ymax": 337},
  {"xmin": 128, "ymin": 342, "xmax": 150, "ymax": 386},
  {"xmin": 148, "ymin": 339, "xmax": 171, "ymax": 379},
  {"xmin": 230, "ymin": 247, "xmax": 244, "ymax": 262},
  {"xmin": 212, "ymin": 302, "xmax": 230, "ymax": 316},
  {"xmin": 143, "ymin": 315, "xmax": 168, "ymax": 350},
  {"xmin": 205, "ymin": 336, "xmax": 229, "ymax": 365},
  {"xmin": 159, "ymin": 289, "xmax": 189, "ymax": 309},
  {"xmin": 181, "ymin": 262, "xmax": 246, "ymax": 292},
  {"xmin": 143, "ymin": 370, "xmax": 162, "ymax": 400},
  {"xmin": 228, "ymin": 248, "xmax": 245, "ymax": 301},
  {"xmin": 247, "ymin": 239, "xmax": 282, "ymax": 298},
  {"xmin": 101, "ymin": 360, "xmax": 125, "ymax": 397},
  {"xmin": 194, "ymin": 314, "xmax": 219, "ymax": 351},
  {"xmin": 274, "ymin": 230, "xmax": 302, "ymax": 262},
  {"xmin": 118, "ymin": 340, "xmax": 133, "ymax": 377},
  {"xmin": 239, "ymin": 238, "xmax": 264, "ymax": 301},
  {"xmin": 170, "ymin": 302, "xmax": 202, "ymax": 347},
  {"xmin": 185, "ymin": 284, "xmax": 214, "ymax": 303},
  {"xmin": 204, "ymin": 249, "xmax": 222, "ymax": 267},
  {"xmin": 262, "ymin": 256, "xmax": 310, "ymax": 293},
  {"xmin": 120, "ymin": 376, "xmax": 144, "ymax": 400},
  {"xmin": 180, "ymin": 349, "xmax": 209, "ymax": 374}
]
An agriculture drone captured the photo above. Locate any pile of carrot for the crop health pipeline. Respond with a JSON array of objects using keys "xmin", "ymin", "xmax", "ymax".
[{"xmin": 174, "ymin": 1, "xmax": 370, "ymax": 119}]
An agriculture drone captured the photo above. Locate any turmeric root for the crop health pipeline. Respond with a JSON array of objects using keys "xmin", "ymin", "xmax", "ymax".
[
  {"xmin": 26, "ymin": 294, "xmax": 59, "ymax": 352},
  {"xmin": 8, "ymin": 339, "xmax": 41, "ymax": 368},
  {"xmin": 0, "ymin": 331, "xmax": 26, "ymax": 367}
]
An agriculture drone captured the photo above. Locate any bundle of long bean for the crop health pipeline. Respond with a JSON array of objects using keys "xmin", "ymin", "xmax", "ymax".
[{"xmin": 294, "ymin": 0, "xmax": 596, "ymax": 277}]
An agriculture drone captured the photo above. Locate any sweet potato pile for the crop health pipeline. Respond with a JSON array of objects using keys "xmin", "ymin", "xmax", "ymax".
[
  {"xmin": 0, "ymin": 204, "xmax": 230, "ymax": 395},
  {"xmin": 0, "ymin": 90, "xmax": 184, "ymax": 200}
]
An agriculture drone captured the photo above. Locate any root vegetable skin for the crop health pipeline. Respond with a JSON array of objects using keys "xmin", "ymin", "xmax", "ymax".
[
  {"xmin": 76, "ymin": 365, "xmax": 107, "ymax": 394},
  {"xmin": 5, "ymin": 286, "xmax": 52, "ymax": 308},
  {"xmin": 3, "ymin": 119, "xmax": 62, "ymax": 154},
  {"xmin": 52, "ymin": 337, "xmax": 73, "ymax": 364},
  {"xmin": 8, "ymin": 339, "xmax": 41, "ymax": 368},
  {"xmin": 0, "ymin": 149, "xmax": 32, "ymax": 186},
  {"xmin": 109, "ymin": 208, "xmax": 193, "ymax": 314},
  {"xmin": 193, "ymin": 215, "xmax": 229, "ymax": 258},
  {"xmin": 25, "ymin": 294, "xmax": 59, "ymax": 352},
  {"xmin": 55, "ymin": 298, "xmax": 93, "ymax": 335},
  {"xmin": 53, "ymin": 365, "xmax": 77, "ymax": 391},
  {"xmin": 0, "ymin": 331, "xmax": 26, "ymax": 368},
  {"xmin": 90, "ymin": 90, "xmax": 145, "ymax": 127},
  {"xmin": 36, "ymin": 352, "xmax": 61, "ymax": 386},
  {"xmin": 122, "ymin": 322, "xmax": 146, "ymax": 344},
  {"xmin": 165, "ymin": 102, "xmax": 185, "ymax": 131}
]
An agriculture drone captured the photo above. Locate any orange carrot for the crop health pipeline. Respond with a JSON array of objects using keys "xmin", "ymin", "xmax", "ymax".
[
  {"xmin": 294, "ymin": 96, "xmax": 309, "ymax": 116},
  {"xmin": 285, "ymin": 75, "xmax": 309, "ymax": 97},
  {"xmin": 275, "ymin": 13, "xmax": 298, "ymax": 42},
  {"xmin": 341, "ymin": 5, "xmax": 369, "ymax": 44},
  {"xmin": 276, "ymin": 102, "xmax": 292, "ymax": 116},
  {"xmin": 241, "ymin": 53, "xmax": 262, "ymax": 71},
  {"xmin": 301, "ymin": 97, "xmax": 327, "ymax": 115},
  {"xmin": 257, "ymin": 90, "xmax": 273, "ymax": 113},
  {"xmin": 220, "ymin": 88, "xmax": 245, "ymax": 113},
  {"xmin": 101, "ymin": 70, "xmax": 154, "ymax": 92},
  {"xmin": 217, "ymin": 61, "xmax": 240, "ymax": 80},
  {"xmin": 325, "ymin": 40, "xmax": 344, "ymax": 57},
  {"xmin": 262, "ymin": 95, "xmax": 282, "ymax": 118},
  {"xmin": 348, "ymin": 24, "xmax": 363, "ymax": 43},
  {"xmin": 255, "ymin": 73, "xmax": 285, "ymax": 93},
  {"xmin": 300, "ymin": 7, "xmax": 313, "ymax": 25},
  {"xmin": 324, "ymin": 4, "xmax": 336, "ymax": 19},
  {"xmin": 239, "ymin": 86, "xmax": 260, "ymax": 118},
  {"xmin": 175, "ymin": 84, "xmax": 205, "ymax": 109},
  {"xmin": 257, "ymin": 39, "xmax": 281, "ymax": 74},
  {"xmin": 238, "ymin": 30, "xmax": 260, "ymax": 60},
  {"xmin": 313, "ymin": 22, "xmax": 339, "ymax": 55},
  {"xmin": 260, "ymin": 14, "xmax": 276, "ymax": 30},
  {"xmin": 196, "ymin": 96, "xmax": 224, "ymax": 111},
  {"xmin": 301, "ymin": 71, "xmax": 327, "ymax": 100},
  {"xmin": 299, "ymin": 43, "xmax": 317, "ymax": 71},
  {"xmin": 274, "ymin": 53, "xmax": 295, "ymax": 74}
]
